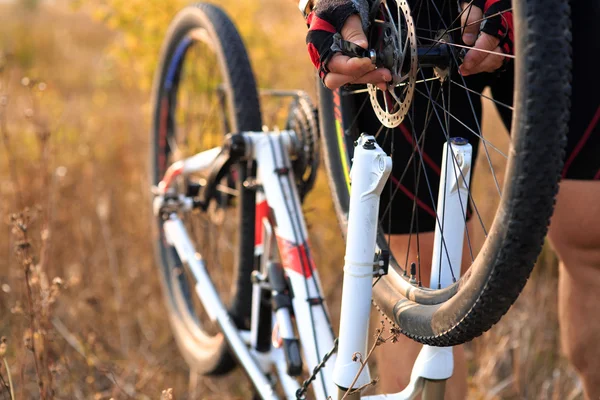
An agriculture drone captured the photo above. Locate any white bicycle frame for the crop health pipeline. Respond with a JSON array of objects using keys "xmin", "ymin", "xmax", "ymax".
[{"xmin": 155, "ymin": 128, "xmax": 472, "ymax": 400}]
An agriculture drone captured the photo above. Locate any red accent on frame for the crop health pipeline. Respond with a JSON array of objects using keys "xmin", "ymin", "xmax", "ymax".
[
  {"xmin": 255, "ymin": 200, "xmax": 270, "ymax": 247},
  {"xmin": 276, "ymin": 236, "xmax": 314, "ymax": 278},
  {"xmin": 333, "ymin": 89, "xmax": 342, "ymax": 121},
  {"xmin": 158, "ymin": 161, "xmax": 184, "ymax": 193}
]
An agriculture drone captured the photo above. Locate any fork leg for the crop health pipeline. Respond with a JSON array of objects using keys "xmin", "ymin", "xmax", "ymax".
[{"xmin": 332, "ymin": 134, "xmax": 392, "ymax": 395}]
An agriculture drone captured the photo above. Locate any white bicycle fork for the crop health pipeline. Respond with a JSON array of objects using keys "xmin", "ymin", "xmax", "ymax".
[{"xmin": 333, "ymin": 135, "xmax": 472, "ymax": 400}]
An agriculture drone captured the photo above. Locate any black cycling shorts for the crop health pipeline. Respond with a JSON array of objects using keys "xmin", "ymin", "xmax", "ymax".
[{"xmin": 351, "ymin": 0, "xmax": 600, "ymax": 234}]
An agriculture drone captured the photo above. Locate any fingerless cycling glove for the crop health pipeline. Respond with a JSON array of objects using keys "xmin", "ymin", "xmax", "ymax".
[
  {"xmin": 470, "ymin": 0, "xmax": 514, "ymax": 55},
  {"xmin": 305, "ymin": 0, "xmax": 370, "ymax": 81}
]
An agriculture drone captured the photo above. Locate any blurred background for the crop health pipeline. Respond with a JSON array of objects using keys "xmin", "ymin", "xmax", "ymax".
[{"xmin": 0, "ymin": 0, "xmax": 583, "ymax": 398}]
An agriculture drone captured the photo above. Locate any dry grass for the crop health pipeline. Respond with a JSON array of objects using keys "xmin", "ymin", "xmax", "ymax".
[{"xmin": 0, "ymin": 1, "xmax": 583, "ymax": 399}]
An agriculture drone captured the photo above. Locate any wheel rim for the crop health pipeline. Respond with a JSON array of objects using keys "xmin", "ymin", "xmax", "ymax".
[{"xmin": 155, "ymin": 26, "xmax": 240, "ymax": 340}]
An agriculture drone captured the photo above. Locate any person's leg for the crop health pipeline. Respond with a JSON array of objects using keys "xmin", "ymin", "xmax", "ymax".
[
  {"xmin": 548, "ymin": 181, "xmax": 600, "ymax": 400},
  {"xmin": 374, "ymin": 232, "xmax": 469, "ymax": 399},
  {"xmin": 548, "ymin": 3, "xmax": 600, "ymax": 398}
]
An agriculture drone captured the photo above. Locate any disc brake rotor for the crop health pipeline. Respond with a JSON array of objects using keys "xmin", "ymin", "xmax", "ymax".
[{"xmin": 368, "ymin": 0, "xmax": 418, "ymax": 128}]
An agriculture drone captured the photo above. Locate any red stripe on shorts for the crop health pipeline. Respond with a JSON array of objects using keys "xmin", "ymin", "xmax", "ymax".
[
  {"xmin": 399, "ymin": 124, "xmax": 442, "ymax": 175},
  {"xmin": 562, "ymin": 105, "xmax": 600, "ymax": 178},
  {"xmin": 390, "ymin": 175, "xmax": 437, "ymax": 218}
]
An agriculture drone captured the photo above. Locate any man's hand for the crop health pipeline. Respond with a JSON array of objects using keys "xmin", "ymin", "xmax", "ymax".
[
  {"xmin": 323, "ymin": 15, "xmax": 391, "ymax": 90},
  {"xmin": 458, "ymin": 1, "xmax": 513, "ymax": 76},
  {"xmin": 305, "ymin": 0, "xmax": 392, "ymax": 92}
]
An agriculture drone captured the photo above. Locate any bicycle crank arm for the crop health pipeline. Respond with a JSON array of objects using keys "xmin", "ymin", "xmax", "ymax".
[{"xmin": 162, "ymin": 214, "xmax": 279, "ymax": 400}]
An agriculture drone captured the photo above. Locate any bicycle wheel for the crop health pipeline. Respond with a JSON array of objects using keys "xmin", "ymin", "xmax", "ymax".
[
  {"xmin": 150, "ymin": 4, "xmax": 261, "ymax": 373},
  {"xmin": 321, "ymin": 0, "xmax": 571, "ymax": 346}
]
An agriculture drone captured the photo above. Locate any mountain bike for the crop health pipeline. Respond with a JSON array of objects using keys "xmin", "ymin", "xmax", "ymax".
[{"xmin": 149, "ymin": 1, "xmax": 571, "ymax": 398}]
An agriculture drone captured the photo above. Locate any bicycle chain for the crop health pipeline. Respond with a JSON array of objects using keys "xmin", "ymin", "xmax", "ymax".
[{"xmin": 295, "ymin": 338, "xmax": 338, "ymax": 399}]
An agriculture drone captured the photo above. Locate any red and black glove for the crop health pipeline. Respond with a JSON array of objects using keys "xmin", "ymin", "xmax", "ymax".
[
  {"xmin": 470, "ymin": 0, "xmax": 514, "ymax": 55},
  {"xmin": 305, "ymin": 0, "xmax": 370, "ymax": 82}
]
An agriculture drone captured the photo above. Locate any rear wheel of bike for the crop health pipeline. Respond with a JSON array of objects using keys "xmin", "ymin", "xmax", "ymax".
[
  {"xmin": 150, "ymin": 3, "xmax": 261, "ymax": 374},
  {"xmin": 321, "ymin": 0, "xmax": 571, "ymax": 345}
]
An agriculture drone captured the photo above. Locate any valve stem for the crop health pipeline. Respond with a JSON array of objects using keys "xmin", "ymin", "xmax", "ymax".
[{"xmin": 409, "ymin": 262, "xmax": 417, "ymax": 285}]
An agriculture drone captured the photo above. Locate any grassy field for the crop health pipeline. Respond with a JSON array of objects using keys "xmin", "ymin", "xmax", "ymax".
[{"xmin": 0, "ymin": 1, "xmax": 583, "ymax": 398}]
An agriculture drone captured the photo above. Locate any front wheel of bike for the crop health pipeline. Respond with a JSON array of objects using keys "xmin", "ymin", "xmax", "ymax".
[
  {"xmin": 150, "ymin": 3, "xmax": 261, "ymax": 374},
  {"xmin": 321, "ymin": 0, "xmax": 571, "ymax": 346}
]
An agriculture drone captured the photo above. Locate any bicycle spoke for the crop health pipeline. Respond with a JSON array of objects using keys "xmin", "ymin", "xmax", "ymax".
[
  {"xmin": 344, "ymin": 94, "xmax": 371, "ymax": 133},
  {"xmin": 450, "ymin": 79, "xmax": 514, "ymax": 111},
  {"xmin": 341, "ymin": 88, "xmax": 370, "ymax": 95},
  {"xmin": 439, "ymin": 80, "xmax": 454, "ymax": 285},
  {"xmin": 374, "ymin": 122, "xmax": 386, "ymax": 139},
  {"xmin": 460, "ymin": 1, "xmax": 475, "ymax": 40},
  {"xmin": 445, "ymin": 66, "xmax": 476, "ymax": 263},
  {"xmin": 422, "ymin": 0, "xmax": 476, "ymax": 49},
  {"xmin": 405, "ymin": 111, "xmax": 457, "ymax": 284},
  {"xmin": 446, "ymin": 9, "xmax": 514, "ymax": 35},
  {"xmin": 399, "ymin": 34, "xmax": 411, "ymax": 77},
  {"xmin": 413, "ymin": 87, "xmax": 508, "ymax": 159},
  {"xmin": 417, "ymin": 36, "xmax": 515, "ymax": 59},
  {"xmin": 414, "ymin": 71, "xmax": 489, "ymax": 238},
  {"xmin": 421, "ymin": 0, "xmax": 506, "ymax": 198},
  {"xmin": 383, "ymin": 1, "xmax": 399, "ymax": 41},
  {"xmin": 441, "ymin": 82, "xmax": 475, "ymax": 265},
  {"xmin": 388, "ymin": 87, "xmax": 403, "ymax": 105},
  {"xmin": 379, "ymin": 91, "xmax": 440, "ymax": 224},
  {"xmin": 341, "ymin": 0, "xmax": 515, "ymax": 292}
]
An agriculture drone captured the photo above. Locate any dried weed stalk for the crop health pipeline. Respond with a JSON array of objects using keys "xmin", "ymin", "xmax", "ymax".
[
  {"xmin": 340, "ymin": 320, "xmax": 400, "ymax": 399},
  {"xmin": 2, "ymin": 59, "xmax": 63, "ymax": 399},
  {"xmin": 0, "ymin": 337, "xmax": 15, "ymax": 400}
]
